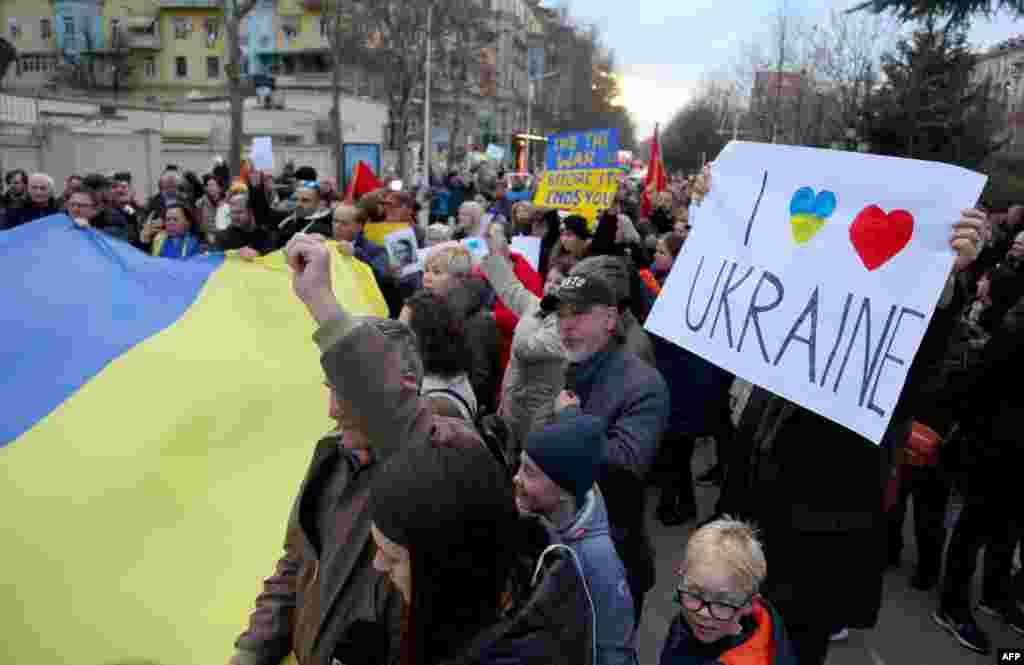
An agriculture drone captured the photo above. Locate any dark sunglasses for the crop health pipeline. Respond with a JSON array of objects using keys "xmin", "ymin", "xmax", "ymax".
[{"xmin": 673, "ymin": 587, "xmax": 753, "ymax": 621}]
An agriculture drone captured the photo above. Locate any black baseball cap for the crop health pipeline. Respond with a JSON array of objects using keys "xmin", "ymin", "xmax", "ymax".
[{"xmin": 541, "ymin": 273, "xmax": 617, "ymax": 313}]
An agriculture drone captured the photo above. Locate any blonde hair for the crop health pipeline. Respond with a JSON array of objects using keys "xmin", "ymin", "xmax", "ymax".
[
  {"xmin": 425, "ymin": 243, "xmax": 472, "ymax": 276},
  {"xmin": 680, "ymin": 516, "xmax": 766, "ymax": 595}
]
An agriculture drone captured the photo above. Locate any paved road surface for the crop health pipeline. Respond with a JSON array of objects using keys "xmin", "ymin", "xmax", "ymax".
[{"xmin": 637, "ymin": 440, "xmax": 1024, "ymax": 664}]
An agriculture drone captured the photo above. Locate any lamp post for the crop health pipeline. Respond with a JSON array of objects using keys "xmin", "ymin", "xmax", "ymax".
[{"xmin": 423, "ymin": 3, "xmax": 433, "ymax": 185}]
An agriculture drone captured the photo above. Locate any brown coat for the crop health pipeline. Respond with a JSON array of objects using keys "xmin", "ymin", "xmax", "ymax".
[{"xmin": 233, "ymin": 315, "xmax": 484, "ymax": 665}]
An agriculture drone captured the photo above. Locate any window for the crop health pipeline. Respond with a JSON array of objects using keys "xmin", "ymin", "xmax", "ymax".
[
  {"xmin": 207, "ymin": 56, "xmax": 220, "ymax": 79},
  {"xmin": 18, "ymin": 55, "xmax": 55, "ymax": 76},
  {"xmin": 204, "ymin": 18, "xmax": 219, "ymax": 48},
  {"xmin": 172, "ymin": 17, "xmax": 191, "ymax": 40},
  {"xmin": 175, "ymin": 56, "xmax": 188, "ymax": 78},
  {"xmin": 281, "ymin": 17, "xmax": 300, "ymax": 39},
  {"xmin": 144, "ymin": 57, "xmax": 157, "ymax": 79},
  {"xmin": 40, "ymin": 19, "xmax": 52, "ymax": 41}
]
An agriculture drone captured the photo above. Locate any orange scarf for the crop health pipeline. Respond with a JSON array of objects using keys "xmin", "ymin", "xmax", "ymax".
[
  {"xmin": 639, "ymin": 268, "xmax": 661, "ymax": 296},
  {"xmin": 720, "ymin": 599, "xmax": 776, "ymax": 665}
]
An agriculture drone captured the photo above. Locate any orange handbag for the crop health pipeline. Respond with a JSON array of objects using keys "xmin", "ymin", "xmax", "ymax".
[{"xmin": 900, "ymin": 421, "xmax": 944, "ymax": 467}]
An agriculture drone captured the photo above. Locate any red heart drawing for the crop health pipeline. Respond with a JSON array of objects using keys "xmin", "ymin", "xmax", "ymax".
[{"xmin": 849, "ymin": 205, "xmax": 914, "ymax": 271}]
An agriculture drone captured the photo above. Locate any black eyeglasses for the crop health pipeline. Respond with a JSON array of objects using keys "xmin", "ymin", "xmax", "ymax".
[{"xmin": 673, "ymin": 587, "xmax": 753, "ymax": 621}]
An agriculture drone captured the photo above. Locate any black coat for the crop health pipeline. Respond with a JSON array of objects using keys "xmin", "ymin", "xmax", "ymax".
[
  {"xmin": 747, "ymin": 280, "xmax": 965, "ymax": 631},
  {"xmin": 1, "ymin": 202, "xmax": 59, "ymax": 230},
  {"xmin": 212, "ymin": 223, "xmax": 278, "ymax": 255}
]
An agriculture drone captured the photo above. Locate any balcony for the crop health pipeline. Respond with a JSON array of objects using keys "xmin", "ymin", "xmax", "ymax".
[
  {"xmin": 123, "ymin": 32, "xmax": 161, "ymax": 50},
  {"xmin": 158, "ymin": 0, "xmax": 220, "ymax": 8}
]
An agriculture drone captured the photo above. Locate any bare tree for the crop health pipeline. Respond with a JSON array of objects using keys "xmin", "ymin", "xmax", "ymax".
[
  {"xmin": 221, "ymin": 0, "xmax": 258, "ymax": 178},
  {"xmin": 436, "ymin": 1, "xmax": 496, "ymax": 171},
  {"xmin": 321, "ymin": 1, "xmax": 366, "ymax": 184},
  {"xmin": 359, "ymin": 1, "xmax": 464, "ymax": 182},
  {"xmin": 808, "ymin": 10, "xmax": 894, "ymax": 146}
]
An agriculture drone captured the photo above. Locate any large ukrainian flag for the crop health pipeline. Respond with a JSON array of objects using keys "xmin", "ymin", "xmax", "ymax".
[{"xmin": 0, "ymin": 216, "xmax": 387, "ymax": 664}]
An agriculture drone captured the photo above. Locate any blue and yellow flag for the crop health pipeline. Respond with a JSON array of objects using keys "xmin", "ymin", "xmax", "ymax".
[{"xmin": 0, "ymin": 216, "xmax": 387, "ymax": 664}]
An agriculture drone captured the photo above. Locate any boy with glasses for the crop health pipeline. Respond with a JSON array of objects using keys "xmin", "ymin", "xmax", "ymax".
[{"xmin": 659, "ymin": 518, "xmax": 798, "ymax": 665}]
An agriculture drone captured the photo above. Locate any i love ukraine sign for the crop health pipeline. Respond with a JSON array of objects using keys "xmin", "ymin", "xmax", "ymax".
[{"xmin": 646, "ymin": 141, "xmax": 986, "ymax": 445}]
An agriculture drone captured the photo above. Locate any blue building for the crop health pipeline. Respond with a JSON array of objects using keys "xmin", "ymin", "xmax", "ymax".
[{"xmin": 54, "ymin": 0, "xmax": 103, "ymax": 63}]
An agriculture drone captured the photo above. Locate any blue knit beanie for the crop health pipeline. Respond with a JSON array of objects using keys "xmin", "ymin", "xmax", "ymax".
[{"xmin": 525, "ymin": 414, "xmax": 606, "ymax": 507}]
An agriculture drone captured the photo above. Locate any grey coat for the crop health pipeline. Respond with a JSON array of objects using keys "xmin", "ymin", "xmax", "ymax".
[{"xmin": 481, "ymin": 253, "xmax": 567, "ymax": 445}]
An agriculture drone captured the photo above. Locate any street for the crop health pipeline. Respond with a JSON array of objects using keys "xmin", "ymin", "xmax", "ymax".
[{"xmin": 638, "ymin": 440, "xmax": 1024, "ymax": 665}]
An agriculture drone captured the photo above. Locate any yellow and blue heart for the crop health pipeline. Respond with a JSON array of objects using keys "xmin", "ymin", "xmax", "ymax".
[{"xmin": 789, "ymin": 187, "xmax": 837, "ymax": 244}]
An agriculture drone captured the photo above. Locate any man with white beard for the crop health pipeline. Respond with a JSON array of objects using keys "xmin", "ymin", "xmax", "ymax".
[{"xmin": 542, "ymin": 265, "xmax": 669, "ymax": 629}]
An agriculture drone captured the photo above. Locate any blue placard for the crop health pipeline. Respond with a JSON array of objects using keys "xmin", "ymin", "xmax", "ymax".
[
  {"xmin": 343, "ymin": 143, "xmax": 381, "ymax": 189},
  {"xmin": 545, "ymin": 129, "xmax": 619, "ymax": 171}
]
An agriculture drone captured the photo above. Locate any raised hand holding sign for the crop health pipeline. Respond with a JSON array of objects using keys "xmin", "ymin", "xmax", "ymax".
[{"xmin": 645, "ymin": 141, "xmax": 987, "ymax": 444}]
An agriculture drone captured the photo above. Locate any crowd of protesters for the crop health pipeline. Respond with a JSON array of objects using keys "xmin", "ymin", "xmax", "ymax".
[{"xmin": 1, "ymin": 155, "xmax": 1021, "ymax": 665}]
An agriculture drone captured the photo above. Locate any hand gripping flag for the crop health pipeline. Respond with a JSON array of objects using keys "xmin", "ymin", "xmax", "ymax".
[{"xmin": 0, "ymin": 216, "xmax": 386, "ymax": 664}]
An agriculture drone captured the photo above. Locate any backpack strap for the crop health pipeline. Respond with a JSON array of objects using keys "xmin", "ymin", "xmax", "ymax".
[{"xmin": 423, "ymin": 387, "xmax": 475, "ymax": 421}]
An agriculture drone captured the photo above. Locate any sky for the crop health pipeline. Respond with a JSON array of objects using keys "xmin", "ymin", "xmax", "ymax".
[{"xmin": 543, "ymin": 0, "xmax": 1024, "ymax": 140}]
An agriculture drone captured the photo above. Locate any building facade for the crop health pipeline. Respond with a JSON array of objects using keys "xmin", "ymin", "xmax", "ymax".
[
  {"xmin": 1, "ymin": 0, "xmax": 539, "ymax": 170},
  {"xmin": 972, "ymin": 36, "xmax": 1024, "ymax": 156}
]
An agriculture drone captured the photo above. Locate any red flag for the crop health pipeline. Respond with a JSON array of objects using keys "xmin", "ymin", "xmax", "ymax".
[
  {"xmin": 343, "ymin": 160, "xmax": 383, "ymax": 203},
  {"xmin": 640, "ymin": 124, "xmax": 667, "ymax": 219}
]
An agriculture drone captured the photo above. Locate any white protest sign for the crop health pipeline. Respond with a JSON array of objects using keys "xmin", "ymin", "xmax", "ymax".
[
  {"xmin": 383, "ymin": 227, "xmax": 421, "ymax": 278},
  {"xmin": 510, "ymin": 236, "xmax": 542, "ymax": 271},
  {"xmin": 645, "ymin": 141, "xmax": 986, "ymax": 444},
  {"xmin": 250, "ymin": 136, "xmax": 275, "ymax": 172}
]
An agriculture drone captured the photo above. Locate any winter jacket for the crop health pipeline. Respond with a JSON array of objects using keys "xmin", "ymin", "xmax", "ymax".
[
  {"xmin": 484, "ymin": 253, "xmax": 544, "ymax": 390},
  {"xmin": 91, "ymin": 207, "xmax": 137, "ymax": 245},
  {"xmin": 650, "ymin": 333, "xmax": 733, "ymax": 436},
  {"xmin": 197, "ymin": 195, "xmax": 230, "ymax": 241},
  {"xmin": 213, "ymin": 222, "xmax": 278, "ymax": 256},
  {"xmin": 441, "ymin": 516, "xmax": 595, "ymax": 665},
  {"xmin": 233, "ymin": 313, "xmax": 488, "ymax": 665},
  {"xmin": 480, "ymin": 253, "xmax": 566, "ymax": 446},
  {"xmin": 447, "ymin": 275, "xmax": 502, "ymax": 415},
  {"xmin": 272, "ymin": 208, "xmax": 335, "ymax": 250},
  {"xmin": 249, "ymin": 181, "xmax": 333, "ymax": 248},
  {"xmin": 0, "ymin": 201, "xmax": 59, "ymax": 230},
  {"xmin": 659, "ymin": 598, "xmax": 798, "ymax": 665},
  {"xmin": 151, "ymin": 232, "xmax": 204, "ymax": 259},
  {"xmin": 559, "ymin": 485, "xmax": 638, "ymax": 665},
  {"xmin": 564, "ymin": 343, "xmax": 670, "ymax": 597},
  {"xmin": 947, "ymin": 292, "xmax": 1024, "ymax": 491},
  {"xmin": 743, "ymin": 274, "xmax": 968, "ymax": 632},
  {"xmin": 352, "ymin": 231, "xmax": 390, "ymax": 281},
  {"xmin": 622, "ymin": 312, "xmax": 655, "ymax": 367},
  {"xmin": 980, "ymin": 258, "xmax": 1024, "ymax": 332}
]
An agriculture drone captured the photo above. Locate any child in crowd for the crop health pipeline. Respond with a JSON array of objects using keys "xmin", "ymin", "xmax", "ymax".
[{"xmin": 660, "ymin": 518, "xmax": 798, "ymax": 665}]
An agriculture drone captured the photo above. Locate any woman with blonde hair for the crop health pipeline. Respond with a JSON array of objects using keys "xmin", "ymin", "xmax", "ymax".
[{"xmin": 421, "ymin": 242, "xmax": 501, "ymax": 414}]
